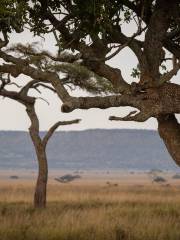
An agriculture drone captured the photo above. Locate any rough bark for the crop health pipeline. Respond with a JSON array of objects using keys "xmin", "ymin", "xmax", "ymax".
[
  {"xmin": 34, "ymin": 146, "xmax": 48, "ymax": 208},
  {"xmin": 61, "ymin": 83, "xmax": 180, "ymax": 116},
  {"xmin": 158, "ymin": 114, "xmax": 180, "ymax": 167},
  {"xmin": 142, "ymin": 0, "xmax": 171, "ymax": 82},
  {"xmin": 26, "ymin": 104, "xmax": 48, "ymax": 208}
]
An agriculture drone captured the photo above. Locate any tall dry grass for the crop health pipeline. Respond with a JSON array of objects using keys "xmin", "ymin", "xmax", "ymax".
[{"xmin": 0, "ymin": 181, "xmax": 180, "ymax": 240}]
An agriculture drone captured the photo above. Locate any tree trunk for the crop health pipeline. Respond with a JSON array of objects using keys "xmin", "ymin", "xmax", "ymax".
[
  {"xmin": 26, "ymin": 105, "xmax": 48, "ymax": 208},
  {"xmin": 157, "ymin": 114, "xmax": 180, "ymax": 166},
  {"xmin": 34, "ymin": 146, "xmax": 48, "ymax": 208}
]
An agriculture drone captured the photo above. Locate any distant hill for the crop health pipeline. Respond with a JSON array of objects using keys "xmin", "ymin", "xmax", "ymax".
[{"xmin": 0, "ymin": 129, "xmax": 179, "ymax": 171}]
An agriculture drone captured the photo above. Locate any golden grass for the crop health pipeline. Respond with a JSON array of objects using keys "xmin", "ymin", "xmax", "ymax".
[{"xmin": 0, "ymin": 181, "xmax": 180, "ymax": 240}]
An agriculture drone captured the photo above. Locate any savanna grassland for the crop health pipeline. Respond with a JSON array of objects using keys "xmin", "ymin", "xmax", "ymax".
[{"xmin": 0, "ymin": 177, "xmax": 180, "ymax": 240}]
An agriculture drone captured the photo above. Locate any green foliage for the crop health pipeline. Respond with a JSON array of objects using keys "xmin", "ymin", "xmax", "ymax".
[
  {"xmin": 0, "ymin": 0, "xmax": 28, "ymax": 34},
  {"xmin": 0, "ymin": 0, "xmax": 179, "ymax": 94},
  {"xmin": 24, "ymin": 0, "xmax": 124, "ymax": 39},
  {"xmin": 28, "ymin": 3, "xmax": 51, "ymax": 36},
  {"xmin": 159, "ymin": 63, "xmax": 169, "ymax": 77},
  {"xmin": 68, "ymin": 0, "xmax": 124, "ymax": 41},
  {"xmin": 51, "ymin": 62, "xmax": 114, "ymax": 94},
  {"xmin": 161, "ymin": 65, "xmax": 167, "ymax": 71},
  {"xmin": 123, "ymin": 8, "xmax": 133, "ymax": 23},
  {"xmin": 6, "ymin": 42, "xmax": 50, "ymax": 69},
  {"xmin": 131, "ymin": 66, "xmax": 140, "ymax": 79},
  {"xmin": 6, "ymin": 41, "xmax": 114, "ymax": 94}
]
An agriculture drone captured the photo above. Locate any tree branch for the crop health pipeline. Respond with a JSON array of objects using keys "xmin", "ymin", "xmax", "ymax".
[
  {"xmin": 164, "ymin": 39, "xmax": 180, "ymax": 60},
  {"xmin": 0, "ymin": 31, "xmax": 9, "ymax": 49},
  {"xmin": 0, "ymin": 50, "xmax": 70, "ymax": 102},
  {"xmin": 109, "ymin": 110, "xmax": 151, "ymax": 122},
  {"xmin": 33, "ymin": 83, "xmax": 56, "ymax": 93},
  {"xmin": 0, "ymin": 88, "xmax": 35, "ymax": 105},
  {"xmin": 42, "ymin": 119, "xmax": 81, "ymax": 147},
  {"xmin": 159, "ymin": 58, "xmax": 180, "ymax": 85},
  {"xmin": 7, "ymin": 43, "xmax": 81, "ymax": 63},
  {"xmin": 61, "ymin": 94, "xmax": 141, "ymax": 113},
  {"xmin": 106, "ymin": 26, "xmax": 147, "ymax": 75},
  {"xmin": 20, "ymin": 80, "xmax": 40, "ymax": 97}
]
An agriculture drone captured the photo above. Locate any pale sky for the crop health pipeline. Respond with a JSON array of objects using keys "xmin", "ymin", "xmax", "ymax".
[{"xmin": 0, "ymin": 26, "xmax": 179, "ymax": 131}]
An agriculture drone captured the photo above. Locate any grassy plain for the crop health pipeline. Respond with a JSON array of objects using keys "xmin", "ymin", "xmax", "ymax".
[{"xmin": 0, "ymin": 173, "xmax": 180, "ymax": 240}]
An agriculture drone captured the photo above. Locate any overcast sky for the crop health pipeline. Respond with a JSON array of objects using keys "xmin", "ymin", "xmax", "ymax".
[{"xmin": 0, "ymin": 25, "xmax": 179, "ymax": 131}]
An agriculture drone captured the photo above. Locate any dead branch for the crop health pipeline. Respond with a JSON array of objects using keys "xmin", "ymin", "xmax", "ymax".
[
  {"xmin": 159, "ymin": 56, "xmax": 180, "ymax": 85},
  {"xmin": 37, "ymin": 97, "xmax": 50, "ymax": 105},
  {"xmin": 92, "ymin": 26, "xmax": 147, "ymax": 62},
  {"xmin": 42, "ymin": 119, "xmax": 81, "ymax": 146},
  {"xmin": 20, "ymin": 80, "xmax": 40, "ymax": 97},
  {"xmin": 0, "ymin": 88, "xmax": 35, "ymax": 105},
  {"xmin": 7, "ymin": 82, "xmax": 22, "ymax": 88},
  {"xmin": 0, "ymin": 31, "xmax": 9, "ymax": 49},
  {"xmin": 109, "ymin": 110, "xmax": 151, "ymax": 122},
  {"xmin": 33, "ymin": 83, "xmax": 56, "ymax": 93}
]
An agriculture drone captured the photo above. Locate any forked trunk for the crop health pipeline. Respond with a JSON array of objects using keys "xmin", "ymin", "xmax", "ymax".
[
  {"xmin": 158, "ymin": 114, "xmax": 180, "ymax": 166},
  {"xmin": 34, "ymin": 146, "xmax": 48, "ymax": 208},
  {"xmin": 26, "ymin": 105, "xmax": 79, "ymax": 208},
  {"xmin": 26, "ymin": 105, "xmax": 48, "ymax": 208}
]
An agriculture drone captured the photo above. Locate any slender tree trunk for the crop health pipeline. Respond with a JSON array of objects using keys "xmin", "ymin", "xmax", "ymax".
[
  {"xmin": 157, "ymin": 114, "xmax": 180, "ymax": 166},
  {"xmin": 26, "ymin": 105, "xmax": 48, "ymax": 208},
  {"xmin": 34, "ymin": 145, "xmax": 48, "ymax": 208}
]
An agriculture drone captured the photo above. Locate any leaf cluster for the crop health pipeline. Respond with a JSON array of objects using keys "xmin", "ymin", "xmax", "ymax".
[{"xmin": 0, "ymin": 0, "xmax": 28, "ymax": 34}]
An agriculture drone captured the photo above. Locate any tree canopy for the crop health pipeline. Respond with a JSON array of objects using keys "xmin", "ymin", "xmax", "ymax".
[{"xmin": 0, "ymin": 0, "xmax": 180, "ymax": 166}]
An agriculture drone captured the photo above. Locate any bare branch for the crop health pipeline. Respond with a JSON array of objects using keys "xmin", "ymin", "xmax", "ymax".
[
  {"xmin": 7, "ymin": 82, "xmax": 22, "ymax": 88},
  {"xmin": 20, "ymin": 81, "xmax": 55, "ymax": 105},
  {"xmin": 33, "ymin": 83, "xmax": 56, "ymax": 93},
  {"xmin": 0, "ymin": 88, "xmax": 35, "ymax": 105},
  {"xmin": 33, "ymin": 87, "xmax": 42, "ymax": 94},
  {"xmin": 37, "ymin": 97, "xmax": 49, "ymax": 105},
  {"xmin": 104, "ymin": 43, "xmax": 128, "ymax": 61},
  {"xmin": 0, "ymin": 31, "xmax": 9, "ymax": 49},
  {"xmin": 105, "ymin": 26, "xmax": 146, "ymax": 75},
  {"xmin": 85, "ymin": 26, "xmax": 146, "ymax": 67},
  {"xmin": 0, "ymin": 73, "xmax": 10, "ymax": 90},
  {"xmin": 164, "ymin": 39, "xmax": 180, "ymax": 60},
  {"xmin": 20, "ymin": 80, "xmax": 39, "ymax": 97},
  {"xmin": 109, "ymin": 110, "xmax": 137, "ymax": 120},
  {"xmin": 159, "ymin": 57, "xmax": 180, "ymax": 85},
  {"xmin": 104, "ymin": 26, "xmax": 147, "ymax": 62},
  {"xmin": 42, "ymin": 119, "xmax": 81, "ymax": 147},
  {"xmin": 109, "ymin": 110, "xmax": 151, "ymax": 122}
]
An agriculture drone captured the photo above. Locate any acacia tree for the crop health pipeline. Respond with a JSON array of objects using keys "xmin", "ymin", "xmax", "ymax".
[
  {"xmin": 0, "ymin": 74, "xmax": 80, "ymax": 208},
  {"xmin": 0, "ymin": 1, "xmax": 180, "ymax": 167}
]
